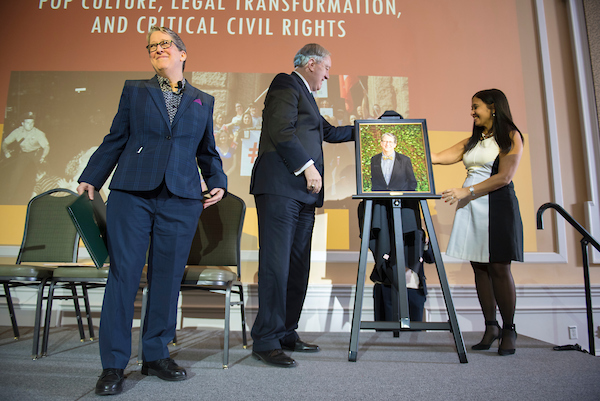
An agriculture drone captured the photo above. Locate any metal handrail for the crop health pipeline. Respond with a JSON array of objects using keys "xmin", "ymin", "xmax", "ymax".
[
  {"xmin": 537, "ymin": 202, "xmax": 599, "ymax": 355},
  {"xmin": 537, "ymin": 202, "xmax": 600, "ymax": 251}
]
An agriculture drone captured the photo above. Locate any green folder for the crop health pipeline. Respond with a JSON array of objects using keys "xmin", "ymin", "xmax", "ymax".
[{"xmin": 67, "ymin": 191, "xmax": 109, "ymax": 268}]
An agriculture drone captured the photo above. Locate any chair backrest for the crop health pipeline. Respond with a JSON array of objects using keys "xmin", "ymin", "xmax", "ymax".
[
  {"xmin": 186, "ymin": 193, "xmax": 246, "ymax": 276},
  {"xmin": 17, "ymin": 188, "xmax": 79, "ymax": 264}
]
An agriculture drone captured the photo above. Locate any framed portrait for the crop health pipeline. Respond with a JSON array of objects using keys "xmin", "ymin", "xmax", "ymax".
[{"xmin": 354, "ymin": 118, "xmax": 437, "ymax": 198}]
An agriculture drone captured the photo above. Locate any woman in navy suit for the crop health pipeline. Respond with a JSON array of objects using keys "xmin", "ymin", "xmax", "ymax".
[{"xmin": 77, "ymin": 27, "xmax": 226, "ymax": 395}]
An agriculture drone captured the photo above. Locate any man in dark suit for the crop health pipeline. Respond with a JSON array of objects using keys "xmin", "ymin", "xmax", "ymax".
[
  {"xmin": 370, "ymin": 132, "xmax": 417, "ymax": 191},
  {"xmin": 250, "ymin": 43, "xmax": 354, "ymax": 367},
  {"xmin": 77, "ymin": 27, "xmax": 226, "ymax": 395}
]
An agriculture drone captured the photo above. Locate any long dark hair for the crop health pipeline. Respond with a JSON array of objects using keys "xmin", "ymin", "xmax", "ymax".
[{"xmin": 464, "ymin": 89, "xmax": 524, "ymax": 155}]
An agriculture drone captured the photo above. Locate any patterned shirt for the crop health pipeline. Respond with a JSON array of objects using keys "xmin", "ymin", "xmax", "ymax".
[
  {"xmin": 381, "ymin": 153, "xmax": 395, "ymax": 185},
  {"xmin": 157, "ymin": 75, "xmax": 186, "ymax": 125}
]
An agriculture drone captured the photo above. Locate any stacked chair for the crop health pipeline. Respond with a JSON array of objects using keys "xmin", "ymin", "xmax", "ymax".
[{"xmin": 0, "ymin": 189, "xmax": 84, "ymax": 359}]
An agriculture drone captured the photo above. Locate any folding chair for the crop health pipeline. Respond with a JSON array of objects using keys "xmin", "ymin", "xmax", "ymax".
[{"xmin": 0, "ymin": 189, "xmax": 80, "ymax": 359}]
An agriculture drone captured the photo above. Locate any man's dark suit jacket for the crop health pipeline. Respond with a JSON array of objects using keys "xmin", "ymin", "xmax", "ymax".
[
  {"xmin": 370, "ymin": 152, "xmax": 417, "ymax": 192},
  {"xmin": 250, "ymin": 72, "xmax": 353, "ymax": 207},
  {"xmin": 80, "ymin": 77, "xmax": 226, "ymax": 195}
]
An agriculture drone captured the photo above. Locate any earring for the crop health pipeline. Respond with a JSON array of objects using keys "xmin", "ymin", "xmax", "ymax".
[{"xmin": 493, "ymin": 112, "xmax": 496, "ymax": 117}]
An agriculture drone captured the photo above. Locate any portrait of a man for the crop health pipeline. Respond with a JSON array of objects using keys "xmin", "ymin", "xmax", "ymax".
[
  {"xmin": 370, "ymin": 132, "xmax": 417, "ymax": 191},
  {"xmin": 355, "ymin": 119, "xmax": 434, "ymax": 196}
]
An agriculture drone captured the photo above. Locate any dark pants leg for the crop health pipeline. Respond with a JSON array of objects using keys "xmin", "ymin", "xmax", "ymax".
[
  {"xmin": 251, "ymin": 194, "xmax": 315, "ymax": 352},
  {"xmin": 407, "ymin": 288, "xmax": 426, "ymax": 322},
  {"xmin": 373, "ymin": 284, "xmax": 426, "ymax": 323},
  {"xmin": 142, "ymin": 190, "xmax": 203, "ymax": 362},
  {"xmin": 99, "ymin": 187, "xmax": 202, "ymax": 369},
  {"xmin": 283, "ymin": 200, "xmax": 315, "ymax": 344},
  {"xmin": 373, "ymin": 283, "xmax": 390, "ymax": 322}
]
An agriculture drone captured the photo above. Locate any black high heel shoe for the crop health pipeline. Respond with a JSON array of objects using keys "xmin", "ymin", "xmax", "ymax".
[
  {"xmin": 471, "ymin": 320, "xmax": 502, "ymax": 350},
  {"xmin": 498, "ymin": 323, "xmax": 517, "ymax": 356}
]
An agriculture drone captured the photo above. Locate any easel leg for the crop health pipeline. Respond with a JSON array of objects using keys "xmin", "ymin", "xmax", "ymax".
[
  {"xmin": 421, "ymin": 200, "xmax": 468, "ymax": 363},
  {"xmin": 349, "ymin": 199, "xmax": 372, "ymax": 362},
  {"xmin": 391, "ymin": 199, "xmax": 410, "ymax": 332}
]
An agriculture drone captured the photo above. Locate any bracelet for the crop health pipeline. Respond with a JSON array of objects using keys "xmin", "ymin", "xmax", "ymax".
[{"xmin": 469, "ymin": 186, "xmax": 475, "ymax": 197}]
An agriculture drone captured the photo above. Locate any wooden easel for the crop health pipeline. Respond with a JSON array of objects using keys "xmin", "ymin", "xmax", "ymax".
[{"xmin": 348, "ymin": 196, "xmax": 468, "ymax": 363}]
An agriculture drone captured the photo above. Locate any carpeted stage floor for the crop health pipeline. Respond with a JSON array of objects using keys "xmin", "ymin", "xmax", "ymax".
[{"xmin": 1, "ymin": 325, "xmax": 599, "ymax": 400}]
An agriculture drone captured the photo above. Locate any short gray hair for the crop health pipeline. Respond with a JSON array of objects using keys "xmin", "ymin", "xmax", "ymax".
[
  {"xmin": 381, "ymin": 133, "xmax": 397, "ymax": 144},
  {"xmin": 146, "ymin": 26, "xmax": 187, "ymax": 71},
  {"xmin": 293, "ymin": 43, "xmax": 330, "ymax": 68}
]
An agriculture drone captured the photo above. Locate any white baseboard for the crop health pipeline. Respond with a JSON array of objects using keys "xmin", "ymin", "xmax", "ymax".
[{"xmin": 2, "ymin": 284, "xmax": 598, "ymax": 355}]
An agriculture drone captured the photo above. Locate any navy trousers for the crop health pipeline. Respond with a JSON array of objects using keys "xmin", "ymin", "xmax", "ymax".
[
  {"xmin": 251, "ymin": 194, "xmax": 316, "ymax": 352},
  {"xmin": 99, "ymin": 185, "xmax": 203, "ymax": 369},
  {"xmin": 373, "ymin": 283, "xmax": 426, "ymax": 323}
]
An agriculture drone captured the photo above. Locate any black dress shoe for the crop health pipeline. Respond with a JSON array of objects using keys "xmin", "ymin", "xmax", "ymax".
[
  {"xmin": 281, "ymin": 339, "xmax": 320, "ymax": 353},
  {"xmin": 252, "ymin": 349, "xmax": 297, "ymax": 367},
  {"xmin": 95, "ymin": 368, "xmax": 124, "ymax": 396},
  {"xmin": 141, "ymin": 358, "xmax": 187, "ymax": 381}
]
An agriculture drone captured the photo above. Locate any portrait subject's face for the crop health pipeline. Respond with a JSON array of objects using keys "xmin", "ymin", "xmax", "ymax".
[{"xmin": 380, "ymin": 134, "xmax": 397, "ymax": 157}]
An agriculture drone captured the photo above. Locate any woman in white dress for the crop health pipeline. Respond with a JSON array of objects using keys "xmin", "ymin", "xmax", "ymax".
[{"xmin": 431, "ymin": 89, "xmax": 524, "ymax": 356}]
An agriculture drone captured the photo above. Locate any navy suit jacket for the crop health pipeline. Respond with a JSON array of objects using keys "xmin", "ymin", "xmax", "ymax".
[
  {"xmin": 370, "ymin": 152, "xmax": 417, "ymax": 192},
  {"xmin": 250, "ymin": 72, "xmax": 353, "ymax": 207},
  {"xmin": 79, "ymin": 77, "xmax": 226, "ymax": 198}
]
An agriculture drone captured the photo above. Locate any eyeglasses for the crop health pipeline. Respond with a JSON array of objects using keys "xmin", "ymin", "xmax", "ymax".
[
  {"xmin": 381, "ymin": 140, "xmax": 396, "ymax": 145},
  {"xmin": 146, "ymin": 40, "xmax": 175, "ymax": 53}
]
